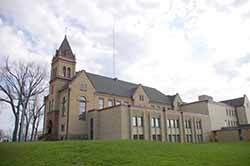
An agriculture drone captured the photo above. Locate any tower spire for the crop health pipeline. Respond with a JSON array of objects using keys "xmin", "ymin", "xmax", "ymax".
[{"xmin": 57, "ymin": 35, "xmax": 75, "ymax": 60}]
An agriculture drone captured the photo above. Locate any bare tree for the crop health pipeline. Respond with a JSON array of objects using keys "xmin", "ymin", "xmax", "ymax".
[
  {"xmin": 0, "ymin": 129, "xmax": 4, "ymax": 140},
  {"xmin": 0, "ymin": 58, "xmax": 48, "ymax": 142},
  {"xmin": 29, "ymin": 95, "xmax": 45, "ymax": 141}
]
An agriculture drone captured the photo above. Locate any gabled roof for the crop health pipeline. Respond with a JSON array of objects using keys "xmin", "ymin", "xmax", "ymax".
[
  {"xmin": 220, "ymin": 97, "xmax": 245, "ymax": 107},
  {"xmin": 86, "ymin": 72, "xmax": 175, "ymax": 105}
]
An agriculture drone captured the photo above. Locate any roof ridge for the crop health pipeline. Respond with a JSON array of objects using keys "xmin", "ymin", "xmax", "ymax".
[{"xmin": 86, "ymin": 72, "xmax": 138, "ymax": 86}]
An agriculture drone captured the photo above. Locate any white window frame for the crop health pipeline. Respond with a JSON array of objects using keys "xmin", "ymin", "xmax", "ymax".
[{"xmin": 99, "ymin": 98, "xmax": 104, "ymax": 109}]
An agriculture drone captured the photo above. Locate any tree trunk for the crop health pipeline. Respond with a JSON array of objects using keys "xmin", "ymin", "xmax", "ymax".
[
  {"xmin": 34, "ymin": 117, "xmax": 40, "ymax": 140},
  {"xmin": 30, "ymin": 118, "xmax": 36, "ymax": 141},
  {"xmin": 12, "ymin": 114, "xmax": 19, "ymax": 142},
  {"xmin": 18, "ymin": 110, "xmax": 25, "ymax": 142},
  {"xmin": 24, "ymin": 120, "xmax": 29, "ymax": 141}
]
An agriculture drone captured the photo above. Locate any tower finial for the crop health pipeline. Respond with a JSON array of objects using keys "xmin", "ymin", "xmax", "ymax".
[{"xmin": 65, "ymin": 27, "xmax": 68, "ymax": 36}]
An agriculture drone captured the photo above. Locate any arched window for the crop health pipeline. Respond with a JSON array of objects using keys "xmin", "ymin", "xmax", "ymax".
[
  {"xmin": 67, "ymin": 67, "xmax": 71, "ymax": 78},
  {"xmin": 47, "ymin": 120, "xmax": 52, "ymax": 134},
  {"xmin": 79, "ymin": 96, "xmax": 86, "ymax": 114},
  {"xmin": 63, "ymin": 66, "xmax": 66, "ymax": 77},
  {"xmin": 61, "ymin": 97, "xmax": 66, "ymax": 117}
]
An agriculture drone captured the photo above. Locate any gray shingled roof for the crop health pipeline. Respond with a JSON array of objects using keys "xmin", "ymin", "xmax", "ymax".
[
  {"xmin": 58, "ymin": 35, "xmax": 75, "ymax": 59},
  {"xmin": 86, "ymin": 72, "xmax": 174, "ymax": 105},
  {"xmin": 220, "ymin": 97, "xmax": 245, "ymax": 107}
]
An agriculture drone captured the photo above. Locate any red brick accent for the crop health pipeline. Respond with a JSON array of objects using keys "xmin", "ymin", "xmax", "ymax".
[{"xmin": 46, "ymin": 111, "xmax": 59, "ymax": 140}]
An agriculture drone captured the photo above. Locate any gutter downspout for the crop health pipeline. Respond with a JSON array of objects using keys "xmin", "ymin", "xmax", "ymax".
[
  {"xmin": 66, "ymin": 88, "xmax": 71, "ymax": 139},
  {"xmin": 43, "ymin": 97, "xmax": 46, "ymax": 135},
  {"xmin": 234, "ymin": 106, "xmax": 240, "ymax": 126},
  {"xmin": 180, "ymin": 111, "xmax": 185, "ymax": 143}
]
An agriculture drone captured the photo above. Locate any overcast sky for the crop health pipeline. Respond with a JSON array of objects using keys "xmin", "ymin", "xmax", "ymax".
[{"xmin": 1, "ymin": 0, "xmax": 250, "ymax": 132}]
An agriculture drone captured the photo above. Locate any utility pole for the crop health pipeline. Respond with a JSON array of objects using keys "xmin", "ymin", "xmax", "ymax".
[{"xmin": 113, "ymin": 17, "xmax": 116, "ymax": 78}]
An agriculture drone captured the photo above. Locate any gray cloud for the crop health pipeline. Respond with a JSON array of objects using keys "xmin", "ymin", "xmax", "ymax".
[
  {"xmin": 236, "ymin": 53, "xmax": 250, "ymax": 66},
  {"xmin": 213, "ymin": 62, "xmax": 238, "ymax": 80},
  {"xmin": 232, "ymin": 0, "xmax": 249, "ymax": 7}
]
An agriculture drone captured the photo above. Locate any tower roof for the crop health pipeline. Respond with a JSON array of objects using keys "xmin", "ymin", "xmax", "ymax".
[{"xmin": 57, "ymin": 35, "xmax": 75, "ymax": 60}]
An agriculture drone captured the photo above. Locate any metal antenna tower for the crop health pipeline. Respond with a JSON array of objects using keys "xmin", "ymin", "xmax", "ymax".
[{"xmin": 113, "ymin": 17, "xmax": 116, "ymax": 78}]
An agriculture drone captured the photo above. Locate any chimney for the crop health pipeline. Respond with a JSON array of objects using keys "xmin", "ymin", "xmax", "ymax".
[{"xmin": 198, "ymin": 95, "xmax": 213, "ymax": 101}]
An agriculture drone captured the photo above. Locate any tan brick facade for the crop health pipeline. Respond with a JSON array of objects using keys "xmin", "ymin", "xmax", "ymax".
[{"xmin": 43, "ymin": 37, "xmax": 250, "ymax": 142}]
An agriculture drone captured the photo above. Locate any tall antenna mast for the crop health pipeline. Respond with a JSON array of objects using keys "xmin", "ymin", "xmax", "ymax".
[
  {"xmin": 65, "ymin": 26, "xmax": 68, "ymax": 35},
  {"xmin": 113, "ymin": 17, "xmax": 116, "ymax": 78}
]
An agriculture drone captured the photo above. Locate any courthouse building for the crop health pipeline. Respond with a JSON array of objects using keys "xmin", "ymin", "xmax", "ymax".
[{"xmin": 43, "ymin": 36, "xmax": 250, "ymax": 142}]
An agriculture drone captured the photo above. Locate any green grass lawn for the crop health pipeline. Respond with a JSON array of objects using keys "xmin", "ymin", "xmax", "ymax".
[{"xmin": 0, "ymin": 140, "xmax": 250, "ymax": 166}]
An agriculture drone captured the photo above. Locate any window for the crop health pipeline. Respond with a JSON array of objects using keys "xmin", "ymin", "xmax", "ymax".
[
  {"xmin": 116, "ymin": 100, "xmax": 121, "ymax": 105},
  {"xmin": 133, "ymin": 135, "xmax": 138, "ymax": 140},
  {"xmin": 155, "ymin": 118, "xmax": 160, "ymax": 128},
  {"xmin": 196, "ymin": 120, "xmax": 202, "ymax": 129},
  {"xmin": 173, "ymin": 120, "xmax": 177, "ymax": 128},
  {"xmin": 197, "ymin": 134, "xmax": 203, "ymax": 143},
  {"xmin": 99, "ymin": 98, "xmax": 104, "ymax": 109},
  {"xmin": 124, "ymin": 101, "xmax": 129, "ymax": 105},
  {"xmin": 152, "ymin": 135, "xmax": 157, "ymax": 140},
  {"xmin": 67, "ymin": 67, "xmax": 71, "ymax": 78},
  {"xmin": 172, "ymin": 135, "xmax": 176, "ymax": 142},
  {"xmin": 51, "ymin": 99, "xmax": 54, "ymax": 111},
  {"xmin": 139, "ymin": 95, "xmax": 144, "ymax": 101},
  {"xmin": 151, "ymin": 118, "xmax": 155, "ymax": 127},
  {"xmin": 167, "ymin": 120, "xmax": 170, "ymax": 128},
  {"xmin": 151, "ymin": 118, "xmax": 160, "ymax": 128},
  {"xmin": 108, "ymin": 100, "xmax": 113, "ymax": 107},
  {"xmin": 63, "ymin": 66, "xmax": 66, "ymax": 77},
  {"xmin": 51, "ymin": 85, "xmax": 54, "ymax": 95},
  {"xmin": 157, "ymin": 135, "xmax": 161, "ymax": 141},
  {"xmin": 79, "ymin": 96, "xmax": 86, "ymax": 114},
  {"xmin": 170, "ymin": 120, "xmax": 174, "ymax": 128},
  {"xmin": 176, "ymin": 135, "xmax": 180, "ymax": 142},
  {"xmin": 132, "ymin": 117, "xmax": 143, "ymax": 127},
  {"xmin": 176, "ymin": 120, "xmax": 179, "ymax": 128},
  {"xmin": 139, "ymin": 135, "xmax": 144, "ymax": 140},
  {"xmin": 185, "ymin": 120, "xmax": 191, "ymax": 128},
  {"xmin": 52, "ymin": 67, "xmax": 57, "ymax": 79},
  {"xmin": 132, "ymin": 117, "xmax": 137, "ymax": 127},
  {"xmin": 61, "ymin": 124, "xmax": 65, "ymax": 132},
  {"xmin": 80, "ymin": 83, "xmax": 87, "ymax": 91},
  {"xmin": 168, "ymin": 135, "xmax": 172, "ymax": 142},
  {"xmin": 49, "ymin": 101, "xmax": 51, "ymax": 112},
  {"xmin": 188, "ymin": 120, "xmax": 192, "ymax": 128},
  {"xmin": 224, "ymin": 120, "xmax": 227, "ymax": 127},
  {"xmin": 62, "ymin": 97, "xmax": 66, "ymax": 117},
  {"xmin": 137, "ymin": 117, "xmax": 143, "ymax": 127},
  {"xmin": 186, "ymin": 134, "xmax": 193, "ymax": 143}
]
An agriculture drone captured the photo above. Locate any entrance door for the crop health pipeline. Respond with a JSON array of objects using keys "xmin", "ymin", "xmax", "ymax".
[{"xmin": 90, "ymin": 118, "xmax": 94, "ymax": 140}]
